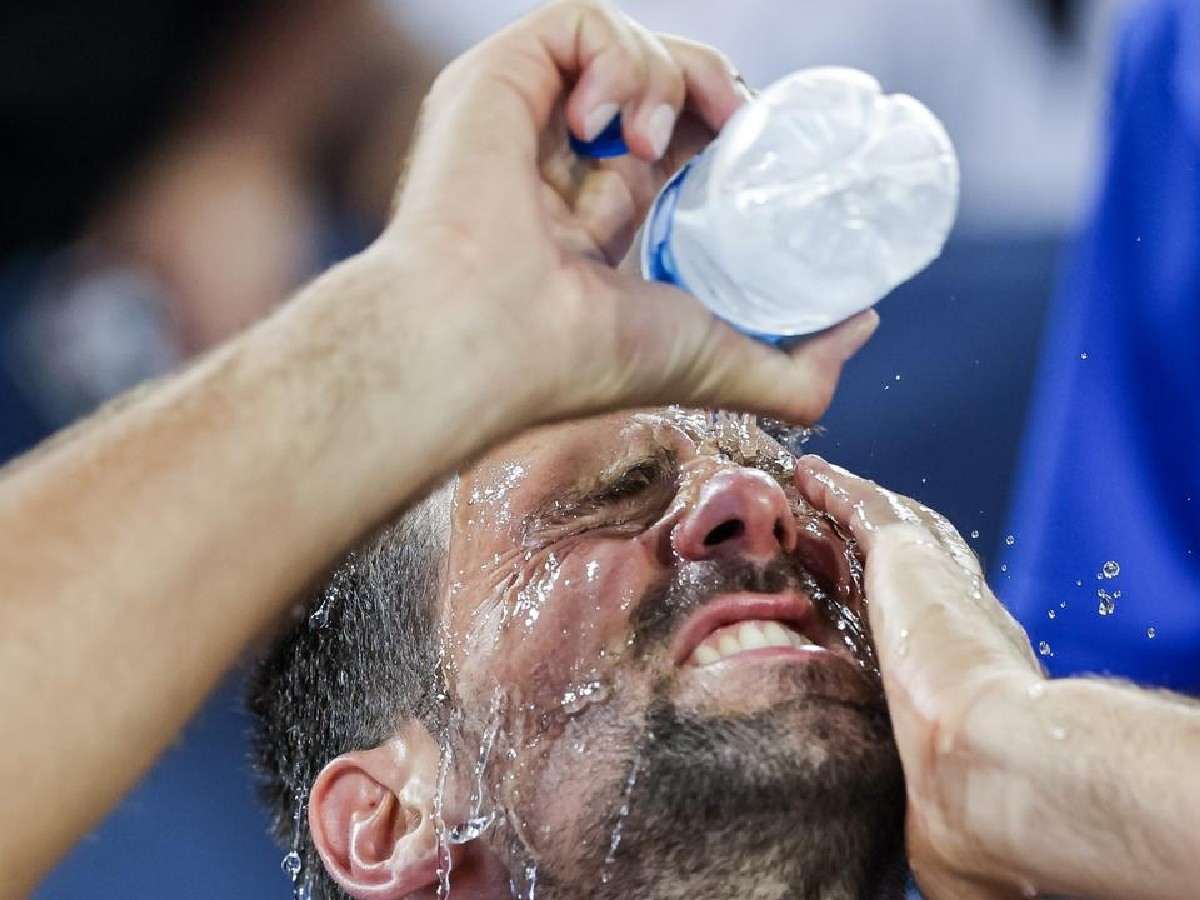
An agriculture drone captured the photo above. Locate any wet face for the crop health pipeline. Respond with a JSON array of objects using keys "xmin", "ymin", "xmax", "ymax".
[{"xmin": 440, "ymin": 409, "xmax": 905, "ymax": 899}]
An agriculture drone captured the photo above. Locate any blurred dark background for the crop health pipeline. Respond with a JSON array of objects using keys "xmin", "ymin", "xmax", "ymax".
[{"xmin": 7, "ymin": 0, "xmax": 1185, "ymax": 897}]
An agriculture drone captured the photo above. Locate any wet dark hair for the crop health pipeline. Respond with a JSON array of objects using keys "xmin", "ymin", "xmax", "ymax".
[{"xmin": 246, "ymin": 483, "xmax": 452, "ymax": 899}]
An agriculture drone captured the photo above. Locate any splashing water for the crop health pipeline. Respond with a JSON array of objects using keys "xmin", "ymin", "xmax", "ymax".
[
  {"xmin": 758, "ymin": 416, "xmax": 817, "ymax": 455},
  {"xmin": 1038, "ymin": 641, "xmax": 1053, "ymax": 657},
  {"xmin": 1147, "ymin": 627, "xmax": 1157, "ymax": 639},
  {"xmin": 1005, "ymin": 534, "xmax": 1015, "ymax": 546},
  {"xmin": 434, "ymin": 733, "xmax": 455, "ymax": 897},
  {"xmin": 281, "ymin": 851, "xmax": 301, "ymax": 880},
  {"xmin": 1097, "ymin": 590, "xmax": 1117, "ymax": 616},
  {"xmin": 449, "ymin": 689, "xmax": 505, "ymax": 845},
  {"xmin": 282, "ymin": 784, "xmax": 312, "ymax": 900},
  {"xmin": 309, "ymin": 555, "xmax": 356, "ymax": 629},
  {"xmin": 601, "ymin": 750, "xmax": 645, "ymax": 885},
  {"xmin": 1100, "ymin": 560, "xmax": 1120, "ymax": 579}
]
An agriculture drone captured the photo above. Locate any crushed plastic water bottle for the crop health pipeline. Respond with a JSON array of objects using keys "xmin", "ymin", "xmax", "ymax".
[{"xmin": 575, "ymin": 67, "xmax": 960, "ymax": 343}]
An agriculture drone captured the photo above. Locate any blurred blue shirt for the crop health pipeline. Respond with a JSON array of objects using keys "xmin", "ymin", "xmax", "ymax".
[{"xmin": 1001, "ymin": 0, "xmax": 1200, "ymax": 692}]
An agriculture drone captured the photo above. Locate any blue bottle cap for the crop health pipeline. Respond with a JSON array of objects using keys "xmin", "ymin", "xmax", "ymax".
[{"xmin": 568, "ymin": 114, "xmax": 629, "ymax": 158}]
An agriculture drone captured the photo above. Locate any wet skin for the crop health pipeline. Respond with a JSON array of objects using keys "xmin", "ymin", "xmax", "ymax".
[{"xmin": 439, "ymin": 408, "xmax": 896, "ymax": 886}]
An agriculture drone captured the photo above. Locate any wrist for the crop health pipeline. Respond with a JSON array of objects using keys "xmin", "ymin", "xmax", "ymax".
[
  {"xmin": 914, "ymin": 669, "xmax": 1046, "ymax": 891},
  {"xmin": 262, "ymin": 241, "xmax": 543, "ymax": 520}
]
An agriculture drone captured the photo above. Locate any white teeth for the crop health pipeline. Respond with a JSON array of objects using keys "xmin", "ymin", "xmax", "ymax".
[
  {"xmin": 762, "ymin": 621, "xmax": 790, "ymax": 644},
  {"xmin": 717, "ymin": 633, "xmax": 742, "ymax": 657},
  {"xmin": 687, "ymin": 619, "xmax": 818, "ymax": 666},
  {"xmin": 693, "ymin": 644, "xmax": 721, "ymax": 665},
  {"xmin": 737, "ymin": 621, "xmax": 767, "ymax": 649}
]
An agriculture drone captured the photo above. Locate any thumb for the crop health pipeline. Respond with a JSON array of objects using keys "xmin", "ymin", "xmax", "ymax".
[
  {"xmin": 610, "ymin": 271, "xmax": 879, "ymax": 422},
  {"xmin": 681, "ymin": 305, "xmax": 880, "ymax": 423}
]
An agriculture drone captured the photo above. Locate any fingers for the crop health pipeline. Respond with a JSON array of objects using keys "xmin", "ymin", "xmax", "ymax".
[
  {"xmin": 564, "ymin": 16, "xmax": 749, "ymax": 161},
  {"xmin": 657, "ymin": 35, "xmax": 750, "ymax": 133},
  {"xmin": 414, "ymin": 1, "xmax": 747, "ymax": 185},
  {"xmin": 794, "ymin": 454, "xmax": 913, "ymax": 551},
  {"xmin": 796, "ymin": 456, "xmax": 1037, "ymax": 682},
  {"xmin": 795, "ymin": 457, "xmax": 982, "ymax": 576}
]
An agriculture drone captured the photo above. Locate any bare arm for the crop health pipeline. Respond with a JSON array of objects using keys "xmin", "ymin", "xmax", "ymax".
[
  {"xmin": 0, "ymin": 2, "xmax": 881, "ymax": 892},
  {"xmin": 0, "ymin": 251, "xmax": 520, "ymax": 890},
  {"xmin": 960, "ymin": 675, "xmax": 1200, "ymax": 900},
  {"xmin": 797, "ymin": 457, "xmax": 1200, "ymax": 900}
]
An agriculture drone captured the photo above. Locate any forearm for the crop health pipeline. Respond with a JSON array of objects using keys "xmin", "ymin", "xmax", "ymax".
[
  {"xmin": 962, "ymin": 675, "xmax": 1200, "ymax": 899},
  {"xmin": 0, "ymin": 243, "xmax": 527, "ymax": 892}
]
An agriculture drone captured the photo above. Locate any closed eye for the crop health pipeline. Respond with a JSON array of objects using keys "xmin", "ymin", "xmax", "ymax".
[
  {"xmin": 525, "ymin": 451, "xmax": 677, "ymax": 543},
  {"xmin": 594, "ymin": 458, "xmax": 669, "ymax": 503}
]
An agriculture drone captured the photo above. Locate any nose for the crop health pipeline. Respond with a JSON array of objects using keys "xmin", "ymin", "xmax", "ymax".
[{"xmin": 672, "ymin": 468, "xmax": 798, "ymax": 563}]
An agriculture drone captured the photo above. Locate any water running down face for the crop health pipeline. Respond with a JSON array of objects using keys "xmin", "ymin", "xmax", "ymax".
[{"xmin": 435, "ymin": 409, "xmax": 906, "ymax": 899}]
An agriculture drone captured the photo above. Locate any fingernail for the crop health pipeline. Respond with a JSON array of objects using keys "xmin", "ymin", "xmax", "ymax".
[
  {"xmin": 733, "ymin": 73, "xmax": 757, "ymax": 102},
  {"xmin": 647, "ymin": 103, "xmax": 676, "ymax": 159},
  {"xmin": 583, "ymin": 102, "xmax": 620, "ymax": 141}
]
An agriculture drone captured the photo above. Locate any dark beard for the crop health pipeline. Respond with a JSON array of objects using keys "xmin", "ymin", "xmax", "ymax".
[
  {"xmin": 494, "ymin": 556, "xmax": 906, "ymax": 899},
  {"xmin": 529, "ymin": 681, "xmax": 907, "ymax": 900}
]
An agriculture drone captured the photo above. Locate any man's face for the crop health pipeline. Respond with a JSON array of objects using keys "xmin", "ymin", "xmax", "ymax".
[{"xmin": 439, "ymin": 409, "xmax": 904, "ymax": 898}]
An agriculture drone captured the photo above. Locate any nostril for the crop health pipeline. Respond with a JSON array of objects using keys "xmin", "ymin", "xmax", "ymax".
[
  {"xmin": 773, "ymin": 519, "xmax": 788, "ymax": 545},
  {"xmin": 703, "ymin": 519, "xmax": 745, "ymax": 546}
]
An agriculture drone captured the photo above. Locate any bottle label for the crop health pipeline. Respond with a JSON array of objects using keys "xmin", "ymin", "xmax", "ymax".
[{"xmin": 640, "ymin": 159, "xmax": 693, "ymax": 290}]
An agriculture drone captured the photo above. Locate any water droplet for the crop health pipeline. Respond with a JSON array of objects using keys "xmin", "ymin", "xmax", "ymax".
[
  {"xmin": 1027, "ymin": 681, "xmax": 1046, "ymax": 699},
  {"xmin": 1038, "ymin": 641, "xmax": 1053, "ymax": 656},
  {"xmin": 1075, "ymin": 579, "xmax": 1083, "ymax": 587},
  {"xmin": 560, "ymin": 678, "xmax": 611, "ymax": 716},
  {"xmin": 1060, "ymin": 600, "xmax": 1067, "ymax": 609},
  {"xmin": 1050, "ymin": 726, "xmax": 1067, "ymax": 741},
  {"xmin": 1000, "ymin": 563, "xmax": 1008, "ymax": 572},
  {"xmin": 449, "ymin": 813, "xmax": 496, "ymax": 845},
  {"xmin": 1005, "ymin": 534, "xmax": 1016, "ymax": 546},
  {"xmin": 894, "ymin": 374, "xmax": 902, "ymax": 381},
  {"xmin": 1079, "ymin": 352, "xmax": 1089, "ymax": 360},
  {"xmin": 1101, "ymin": 560, "xmax": 1120, "ymax": 579},
  {"xmin": 281, "ymin": 851, "xmax": 302, "ymax": 881},
  {"xmin": 969, "ymin": 529, "xmax": 980, "ymax": 539},
  {"xmin": 1097, "ymin": 589, "xmax": 1116, "ymax": 616},
  {"xmin": 1147, "ymin": 627, "xmax": 1156, "ymax": 639},
  {"xmin": 1047, "ymin": 609, "xmax": 1056, "ymax": 619}
]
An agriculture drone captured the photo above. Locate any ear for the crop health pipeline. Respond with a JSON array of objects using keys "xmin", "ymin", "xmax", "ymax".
[{"xmin": 309, "ymin": 720, "xmax": 444, "ymax": 898}]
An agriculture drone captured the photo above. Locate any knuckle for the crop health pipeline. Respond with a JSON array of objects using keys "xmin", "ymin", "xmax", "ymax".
[{"xmin": 687, "ymin": 42, "xmax": 737, "ymax": 81}]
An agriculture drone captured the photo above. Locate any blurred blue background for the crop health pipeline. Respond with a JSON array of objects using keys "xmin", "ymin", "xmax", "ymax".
[{"xmin": 3, "ymin": 0, "xmax": 1193, "ymax": 897}]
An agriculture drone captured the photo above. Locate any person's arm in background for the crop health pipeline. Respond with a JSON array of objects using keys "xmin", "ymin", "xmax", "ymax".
[
  {"xmin": 797, "ymin": 457, "xmax": 1200, "ymax": 900},
  {"xmin": 0, "ymin": 2, "xmax": 880, "ymax": 893}
]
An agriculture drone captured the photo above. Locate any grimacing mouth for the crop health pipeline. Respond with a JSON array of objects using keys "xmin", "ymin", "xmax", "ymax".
[{"xmin": 670, "ymin": 513, "xmax": 866, "ymax": 669}]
